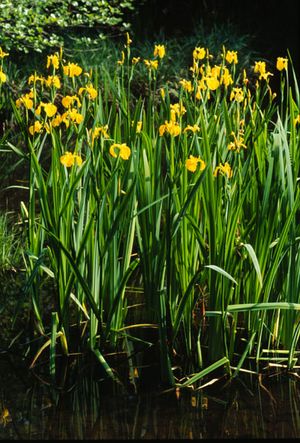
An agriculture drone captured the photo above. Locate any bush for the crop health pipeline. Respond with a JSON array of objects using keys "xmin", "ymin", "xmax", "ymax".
[{"xmin": 0, "ymin": 0, "xmax": 138, "ymax": 53}]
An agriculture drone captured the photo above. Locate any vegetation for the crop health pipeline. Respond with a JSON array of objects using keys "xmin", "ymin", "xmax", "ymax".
[
  {"xmin": 0, "ymin": 0, "xmax": 137, "ymax": 53},
  {"xmin": 1, "ymin": 11, "xmax": 300, "ymax": 393},
  {"xmin": 0, "ymin": 212, "xmax": 24, "ymax": 273}
]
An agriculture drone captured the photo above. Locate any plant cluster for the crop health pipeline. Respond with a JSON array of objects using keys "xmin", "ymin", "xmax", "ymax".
[{"xmin": 2, "ymin": 32, "xmax": 300, "ymax": 390}]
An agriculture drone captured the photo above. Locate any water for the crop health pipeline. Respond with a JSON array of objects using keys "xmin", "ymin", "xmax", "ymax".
[{"xmin": 1, "ymin": 355, "xmax": 300, "ymax": 440}]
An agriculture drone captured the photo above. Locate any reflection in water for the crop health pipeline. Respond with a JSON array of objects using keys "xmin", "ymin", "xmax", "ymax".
[{"xmin": 1, "ymin": 356, "xmax": 300, "ymax": 439}]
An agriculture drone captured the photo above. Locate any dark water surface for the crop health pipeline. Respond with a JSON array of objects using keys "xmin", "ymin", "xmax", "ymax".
[{"xmin": 1, "ymin": 356, "xmax": 300, "ymax": 440}]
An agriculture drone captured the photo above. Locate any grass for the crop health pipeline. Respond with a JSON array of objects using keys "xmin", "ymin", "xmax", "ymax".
[
  {"xmin": 0, "ymin": 212, "xmax": 24, "ymax": 273},
  {"xmin": 1, "ymin": 29, "xmax": 300, "ymax": 392}
]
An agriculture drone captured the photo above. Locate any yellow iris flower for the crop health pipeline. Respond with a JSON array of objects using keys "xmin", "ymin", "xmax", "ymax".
[
  {"xmin": 144, "ymin": 59, "xmax": 159, "ymax": 70},
  {"xmin": 159, "ymin": 120, "xmax": 181, "ymax": 137},
  {"xmin": 225, "ymin": 50, "xmax": 238, "ymax": 64},
  {"xmin": 28, "ymin": 74, "xmax": 44, "ymax": 85},
  {"xmin": 91, "ymin": 125, "xmax": 110, "ymax": 142},
  {"xmin": 193, "ymin": 47, "xmax": 206, "ymax": 60},
  {"xmin": 179, "ymin": 79, "xmax": 193, "ymax": 92},
  {"xmin": 60, "ymin": 151, "xmax": 83, "ymax": 167},
  {"xmin": 132, "ymin": 57, "xmax": 141, "ymax": 65},
  {"xmin": 44, "ymin": 75, "xmax": 61, "ymax": 89},
  {"xmin": 78, "ymin": 84, "xmax": 97, "ymax": 100},
  {"xmin": 51, "ymin": 114, "xmax": 63, "ymax": 128},
  {"xmin": 186, "ymin": 155, "xmax": 206, "ymax": 173},
  {"xmin": 63, "ymin": 62, "xmax": 82, "ymax": 77},
  {"xmin": 170, "ymin": 102, "xmax": 186, "ymax": 121},
  {"xmin": 154, "ymin": 44, "xmax": 166, "ymax": 59},
  {"xmin": 29, "ymin": 121, "xmax": 43, "ymax": 135},
  {"xmin": 227, "ymin": 131, "xmax": 247, "ymax": 152},
  {"xmin": 47, "ymin": 54, "xmax": 59, "ymax": 70},
  {"xmin": 117, "ymin": 51, "xmax": 125, "ymax": 65},
  {"xmin": 126, "ymin": 32, "xmax": 132, "ymax": 47},
  {"xmin": 62, "ymin": 109, "xmax": 83, "ymax": 126},
  {"xmin": 220, "ymin": 67, "xmax": 233, "ymax": 87},
  {"xmin": 62, "ymin": 95, "xmax": 81, "ymax": 109},
  {"xmin": 254, "ymin": 61, "xmax": 273, "ymax": 81},
  {"xmin": 213, "ymin": 162, "xmax": 233, "ymax": 179},
  {"xmin": 206, "ymin": 76, "xmax": 220, "ymax": 90},
  {"xmin": 35, "ymin": 102, "xmax": 57, "ymax": 118},
  {"xmin": 0, "ymin": 69, "xmax": 6, "ymax": 83},
  {"xmin": 132, "ymin": 120, "xmax": 142, "ymax": 133},
  {"xmin": 0, "ymin": 47, "xmax": 9, "ymax": 58},
  {"xmin": 276, "ymin": 57, "xmax": 288, "ymax": 71},
  {"xmin": 230, "ymin": 87, "xmax": 244, "ymax": 103},
  {"xmin": 109, "ymin": 143, "xmax": 131, "ymax": 160},
  {"xmin": 16, "ymin": 90, "xmax": 34, "ymax": 109},
  {"xmin": 184, "ymin": 124, "xmax": 200, "ymax": 133}
]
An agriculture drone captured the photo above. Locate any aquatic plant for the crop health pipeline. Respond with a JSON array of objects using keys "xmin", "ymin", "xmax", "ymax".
[{"xmin": 3, "ymin": 35, "xmax": 300, "ymax": 390}]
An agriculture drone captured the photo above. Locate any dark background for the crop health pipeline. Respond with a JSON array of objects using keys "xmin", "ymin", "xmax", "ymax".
[{"xmin": 133, "ymin": 0, "xmax": 300, "ymax": 74}]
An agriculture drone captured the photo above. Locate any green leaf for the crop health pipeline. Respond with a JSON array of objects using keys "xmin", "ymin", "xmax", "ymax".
[
  {"xmin": 241, "ymin": 243, "xmax": 263, "ymax": 288},
  {"xmin": 176, "ymin": 356, "xmax": 229, "ymax": 387},
  {"xmin": 205, "ymin": 264, "xmax": 238, "ymax": 285}
]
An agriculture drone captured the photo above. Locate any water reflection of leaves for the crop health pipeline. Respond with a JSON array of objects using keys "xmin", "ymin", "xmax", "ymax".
[
  {"xmin": 0, "ymin": 407, "xmax": 11, "ymax": 427},
  {"xmin": 2, "ymin": 359, "xmax": 300, "ymax": 439}
]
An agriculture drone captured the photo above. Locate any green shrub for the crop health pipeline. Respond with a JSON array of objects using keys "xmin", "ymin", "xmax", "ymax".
[{"xmin": 0, "ymin": 0, "xmax": 138, "ymax": 53}]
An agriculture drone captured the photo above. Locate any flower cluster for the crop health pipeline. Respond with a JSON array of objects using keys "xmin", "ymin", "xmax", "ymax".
[
  {"xmin": 15, "ymin": 53, "xmax": 91, "ymax": 135},
  {"xmin": 116, "ymin": 34, "xmax": 166, "ymax": 73},
  {"xmin": 14, "ymin": 49, "xmax": 132, "ymax": 164},
  {"xmin": 13, "ymin": 38, "xmax": 294, "ymax": 181},
  {"xmin": 189, "ymin": 52, "xmax": 236, "ymax": 100}
]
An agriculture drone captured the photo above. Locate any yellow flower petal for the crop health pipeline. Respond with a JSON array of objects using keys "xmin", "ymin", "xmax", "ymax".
[
  {"xmin": 206, "ymin": 77, "xmax": 220, "ymax": 90},
  {"xmin": 43, "ymin": 103, "xmax": 57, "ymax": 118}
]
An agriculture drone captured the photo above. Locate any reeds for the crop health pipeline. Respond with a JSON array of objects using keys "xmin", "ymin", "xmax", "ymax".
[{"xmin": 3, "ymin": 36, "xmax": 300, "ymax": 387}]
